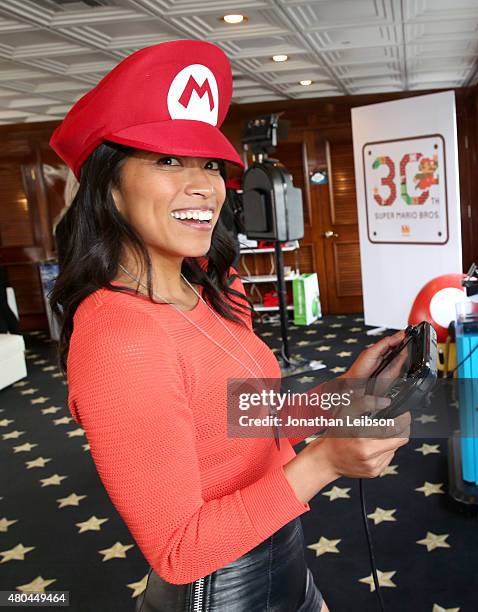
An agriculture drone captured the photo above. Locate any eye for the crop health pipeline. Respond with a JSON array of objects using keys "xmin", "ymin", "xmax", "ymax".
[
  {"xmin": 205, "ymin": 159, "xmax": 221, "ymax": 171},
  {"xmin": 156, "ymin": 156, "xmax": 182, "ymax": 167}
]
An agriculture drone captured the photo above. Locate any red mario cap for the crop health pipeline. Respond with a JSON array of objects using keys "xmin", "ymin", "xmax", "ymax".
[{"xmin": 49, "ymin": 40, "xmax": 244, "ymax": 180}]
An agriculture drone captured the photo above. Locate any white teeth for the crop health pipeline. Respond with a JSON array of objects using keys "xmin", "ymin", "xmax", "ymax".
[{"xmin": 170, "ymin": 209, "xmax": 213, "ymax": 222}]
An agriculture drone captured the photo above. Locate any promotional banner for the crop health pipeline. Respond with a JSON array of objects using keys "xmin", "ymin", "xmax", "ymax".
[{"xmin": 352, "ymin": 91, "xmax": 462, "ymax": 329}]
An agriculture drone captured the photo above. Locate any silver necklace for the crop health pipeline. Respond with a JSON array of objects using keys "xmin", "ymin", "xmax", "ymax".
[{"xmin": 118, "ymin": 263, "xmax": 281, "ymax": 449}]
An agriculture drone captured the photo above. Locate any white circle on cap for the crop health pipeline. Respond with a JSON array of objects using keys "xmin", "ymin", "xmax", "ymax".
[
  {"xmin": 429, "ymin": 287, "xmax": 466, "ymax": 328},
  {"xmin": 167, "ymin": 64, "xmax": 219, "ymax": 126}
]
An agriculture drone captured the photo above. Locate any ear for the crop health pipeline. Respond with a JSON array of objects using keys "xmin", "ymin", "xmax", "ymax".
[{"xmin": 111, "ymin": 186, "xmax": 122, "ymax": 213}]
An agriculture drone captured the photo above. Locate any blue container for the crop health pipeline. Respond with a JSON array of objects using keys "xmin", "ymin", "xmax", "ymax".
[{"xmin": 456, "ymin": 301, "xmax": 478, "ymax": 484}]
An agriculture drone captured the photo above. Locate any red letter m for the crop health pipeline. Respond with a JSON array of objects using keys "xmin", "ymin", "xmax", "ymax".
[{"xmin": 178, "ymin": 76, "xmax": 214, "ymax": 111}]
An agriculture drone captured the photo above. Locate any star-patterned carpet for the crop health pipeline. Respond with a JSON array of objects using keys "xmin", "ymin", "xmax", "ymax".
[{"xmin": 0, "ymin": 314, "xmax": 475, "ymax": 612}]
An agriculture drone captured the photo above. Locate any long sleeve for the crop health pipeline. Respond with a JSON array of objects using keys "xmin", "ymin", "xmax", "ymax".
[{"xmin": 67, "ymin": 302, "xmax": 309, "ymax": 585}]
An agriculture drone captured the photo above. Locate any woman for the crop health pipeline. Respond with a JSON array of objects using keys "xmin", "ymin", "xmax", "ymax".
[{"xmin": 49, "ymin": 40, "xmax": 410, "ymax": 611}]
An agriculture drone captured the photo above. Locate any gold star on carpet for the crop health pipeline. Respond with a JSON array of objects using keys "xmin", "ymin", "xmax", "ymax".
[
  {"xmin": 415, "ymin": 482, "xmax": 444, "ymax": 497},
  {"xmin": 13, "ymin": 380, "xmax": 28, "ymax": 387},
  {"xmin": 0, "ymin": 419, "xmax": 14, "ymax": 427},
  {"xmin": 359, "ymin": 570, "xmax": 396, "ymax": 592},
  {"xmin": 76, "ymin": 516, "xmax": 109, "ymax": 533},
  {"xmin": 52, "ymin": 372, "xmax": 64, "ymax": 378},
  {"xmin": 330, "ymin": 324, "xmax": 342, "ymax": 328},
  {"xmin": 98, "ymin": 541, "xmax": 134, "ymax": 561},
  {"xmin": 66, "ymin": 428, "xmax": 85, "ymax": 438},
  {"xmin": 324, "ymin": 334, "xmax": 337, "ymax": 339},
  {"xmin": 344, "ymin": 338, "xmax": 358, "ymax": 343},
  {"xmin": 53, "ymin": 417, "xmax": 73, "ymax": 425},
  {"xmin": 417, "ymin": 532, "xmax": 450, "ymax": 552},
  {"xmin": 20, "ymin": 388, "xmax": 38, "ymax": 395},
  {"xmin": 13, "ymin": 443, "xmax": 38, "ymax": 453},
  {"xmin": 432, "ymin": 605, "xmax": 460, "ymax": 612},
  {"xmin": 298, "ymin": 376, "xmax": 315, "ymax": 383},
  {"xmin": 315, "ymin": 346, "xmax": 331, "ymax": 352},
  {"xmin": 31, "ymin": 397, "xmax": 49, "ymax": 405},
  {"xmin": 297, "ymin": 340, "xmax": 311, "ymax": 347},
  {"xmin": 262, "ymin": 332, "xmax": 273, "ymax": 337},
  {"xmin": 305, "ymin": 330, "xmax": 317, "ymax": 335},
  {"xmin": 330, "ymin": 366, "xmax": 347, "ymax": 373},
  {"xmin": 379, "ymin": 465, "xmax": 398, "ymax": 477},
  {"xmin": 42, "ymin": 366, "xmax": 56, "ymax": 371},
  {"xmin": 25, "ymin": 457, "xmax": 52, "ymax": 469},
  {"xmin": 16, "ymin": 576, "xmax": 57, "ymax": 593},
  {"xmin": 415, "ymin": 414, "xmax": 437, "ymax": 424},
  {"xmin": 0, "ymin": 517, "xmax": 18, "ymax": 532},
  {"xmin": 127, "ymin": 574, "xmax": 149, "ymax": 598},
  {"xmin": 307, "ymin": 537, "xmax": 341, "ymax": 557},
  {"xmin": 415, "ymin": 443, "xmax": 440, "ymax": 456},
  {"xmin": 57, "ymin": 493, "xmax": 87, "ymax": 508},
  {"xmin": 2, "ymin": 430, "xmax": 25, "ymax": 440},
  {"xmin": 40, "ymin": 474, "xmax": 68, "ymax": 487},
  {"xmin": 354, "ymin": 317, "xmax": 363, "ymax": 322},
  {"xmin": 337, "ymin": 351, "xmax": 352, "ymax": 358},
  {"xmin": 350, "ymin": 327, "xmax": 362, "ymax": 332},
  {"xmin": 41, "ymin": 406, "xmax": 62, "ymax": 415},
  {"xmin": 82, "ymin": 443, "xmax": 91, "ymax": 452},
  {"xmin": 32, "ymin": 359, "xmax": 48, "ymax": 365},
  {"xmin": 367, "ymin": 507, "xmax": 397, "ymax": 525},
  {"xmin": 0, "ymin": 543, "xmax": 35, "ymax": 563},
  {"xmin": 322, "ymin": 486, "xmax": 351, "ymax": 501}
]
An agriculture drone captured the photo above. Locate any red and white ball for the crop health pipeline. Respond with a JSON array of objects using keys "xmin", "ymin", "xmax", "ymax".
[{"xmin": 408, "ymin": 274, "xmax": 467, "ymax": 342}]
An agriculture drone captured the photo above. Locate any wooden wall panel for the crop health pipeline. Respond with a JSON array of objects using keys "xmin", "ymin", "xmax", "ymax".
[
  {"xmin": 0, "ymin": 162, "xmax": 33, "ymax": 246},
  {"xmin": 0, "ymin": 85, "xmax": 477, "ymax": 330}
]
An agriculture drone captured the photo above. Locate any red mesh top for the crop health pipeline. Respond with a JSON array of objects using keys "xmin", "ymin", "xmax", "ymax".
[{"xmin": 67, "ymin": 267, "xmax": 309, "ymax": 584}]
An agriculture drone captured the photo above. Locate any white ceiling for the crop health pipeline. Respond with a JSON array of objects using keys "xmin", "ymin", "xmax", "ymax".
[{"xmin": 0, "ymin": 0, "xmax": 477, "ymax": 124}]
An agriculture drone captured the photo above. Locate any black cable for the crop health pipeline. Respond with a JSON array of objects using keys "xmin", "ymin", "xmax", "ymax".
[
  {"xmin": 359, "ymin": 479, "xmax": 385, "ymax": 612},
  {"xmin": 448, "ymin": 342, "xmax": 478, "ymax": 376}
]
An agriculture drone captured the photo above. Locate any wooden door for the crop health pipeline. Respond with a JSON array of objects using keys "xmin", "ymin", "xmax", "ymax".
[{"xmin": 319, "ymin": 139, "xmax": 364, "ymax": 313}]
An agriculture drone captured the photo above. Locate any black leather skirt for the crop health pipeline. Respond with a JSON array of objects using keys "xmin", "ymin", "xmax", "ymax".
[{"xmin": 135, "ymin": 517, "xmax": 324, "ymax": 612}]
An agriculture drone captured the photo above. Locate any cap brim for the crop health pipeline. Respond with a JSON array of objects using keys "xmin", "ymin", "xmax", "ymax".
[{"xmin": 105, "ymin": 119, "xmax": 244, "ymax": 168}]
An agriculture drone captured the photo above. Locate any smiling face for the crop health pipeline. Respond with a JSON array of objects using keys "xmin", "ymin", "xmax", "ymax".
[{"xmin": 111, "ymin": 150, "xmax": 226, "ymax": 259}]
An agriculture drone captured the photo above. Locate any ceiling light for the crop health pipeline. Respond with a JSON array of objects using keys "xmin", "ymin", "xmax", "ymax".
[
  {"xmin": 222, "ymin": 14, "xmax": 246, "ymax": 24},
  {"xmin": 300, "ymin": 79, "xmax": 312, "ymax": 86},
  {"xmin": 272, "ymin": 54, "xmax": 288, "ymax": 62}
]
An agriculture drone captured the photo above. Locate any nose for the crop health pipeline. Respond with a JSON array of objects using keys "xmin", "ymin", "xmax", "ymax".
[{"xmin": 184, "ymin": 168, "xmax": 216, "ymax": 198}]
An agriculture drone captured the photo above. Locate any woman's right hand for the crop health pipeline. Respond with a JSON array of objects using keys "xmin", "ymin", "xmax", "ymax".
[{"xmin": 307, "ymin": 410, "xmax": 411, "ymax": 480}]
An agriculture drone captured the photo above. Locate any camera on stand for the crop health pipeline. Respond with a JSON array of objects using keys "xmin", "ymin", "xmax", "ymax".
[{"xmin": 239, "ymin": 113, "xmax": 317, "ymax": 376}]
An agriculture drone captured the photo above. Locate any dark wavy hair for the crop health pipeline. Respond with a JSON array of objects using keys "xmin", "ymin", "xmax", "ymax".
[{"xmin": 49, "ymin": 142, "xmax": 255, "ymax": 375}]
